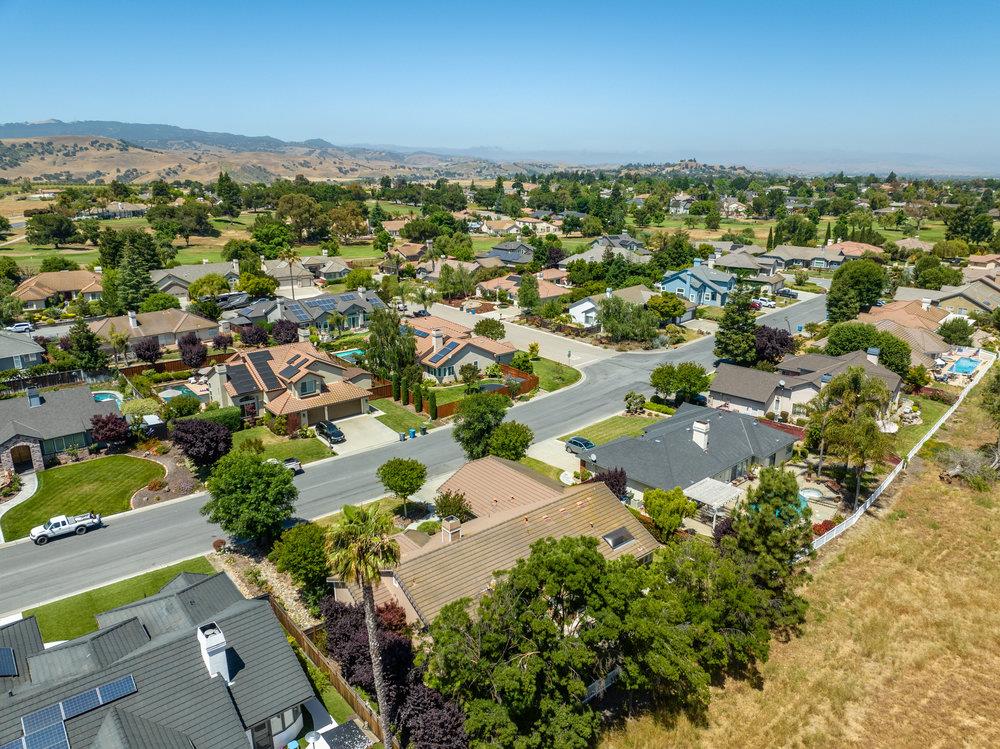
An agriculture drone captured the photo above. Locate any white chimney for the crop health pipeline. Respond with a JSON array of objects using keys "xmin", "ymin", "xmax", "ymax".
[
  {"xmin": 127, "ymin": 310, "xmax": 138, "ymax": 329},
  {"xmin": 692, "ymin": 420, "xmax": 710, "ymax": 451},
  {"xmin": 441, "ymin": 516, "xmax": 462, "ymax": 543},
  {"xmin": 215, "ymin": 363, "xmax": 227, "ymax": 376},
  {"xmin": 322, "ymin": 248, "xmax": 329, "ymax": 257},
  {"xmin": 921, "ymin": 297, "xmax": 931, "ymax": 311},
  {"xmin": 431, "ymin": 328, "xmax": 443, "ymax": 352},
  {"xmin": 197, "ymin": 622, "xmax": 234, "ymax": 684},
  {"xmin": 231, "ymin": 259, "xmax": 239, "ymax": 274}
]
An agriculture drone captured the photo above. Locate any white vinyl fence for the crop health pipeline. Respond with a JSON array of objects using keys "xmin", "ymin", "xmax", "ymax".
[{"xmin": 810, "ymin": 351, "xmax": 996, "ymax": 552}]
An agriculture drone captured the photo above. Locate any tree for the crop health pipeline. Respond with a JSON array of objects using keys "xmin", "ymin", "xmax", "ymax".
[
  {"xmin": 459, "ymin": 362, "xmax": 481, "ymax": 393},
  {"xmin": 0, "ymin": 280, "xmax": 22, "ymax": 325},
  {"xmin": 714, "ymin": 286, "xmax": 757, "ymax": 365},
  {"xmin": 116, "ymin": 248, "xmax": 157, "ymax": 311},
  {"xmin": 90, "ymin": 413, "xmax": 130, "ymax": 445},
  {"xmin": 805, "ymin": 389, "xmax": 837, "ymax": 477},
  {"xmin": 138, "ymin": 292, "xmax": 181, "ymax": 313},
  {"xmin": 178, "ymin": 331, "xmax": 208, "ymax": 368},
  {"xmin": 913, "ymin": 253, "xmax": 962, "ymax": 290},
  {"xmin": 213, "ymin": 332, "xmax": 233, "ymax": 351},
  {"xmin": 161, "ymin": 394, "xmax": 201, "ymax": 421},
  {"xmin": 646, "ymin": 293, "xmax": 687, "ymax": 324},
  {"xmin": 214, "ymin": 172, "xmax": 242, "ymax": 218},
  {"xmin": 825, "ymin": 322, "xmax": 911, "ymax": 377},
  {"xmin": 251, "ymin": 215, "xmax": 294, "ymax": 256},
  {"xmin": 376, "ymin": 458, "xmax": 427, "ymax": 516},
  {"xmin": 643, "ymin": 487, "xmax": 696, "ymax": 539},
  {"xmin": 598, "ymin": 296, "xmax": 659, "ymax": 343},
  {"xmin": 904, "ymin": 364, "xmax": 931, "ymax": 392},
  {"xmin": 829, "ymin": 416, "xmax": 891, "ymax": 508},
  {"xmin": 829, "ymin": 259, "xmax": 886, "ymax": 312},
  {"xmin": 510, "ymin": 350, "xmax": 534, "ymax": 373},
  {"xmin": 825, "ymin": 282, "xmax": 860, "ymax": 324},
  {"xmin": 874, "ymin": 332, "xmax": 912, "ymax": 377},
  {"xmin": 0, "ymin": 215, "xmax": 11, "ymax": 241},
  {"xmin": 276, "ymin": 245, "xmax": 302, "ymax": 300},
  {"xmin": 276, "ymin": 193, "xmax": 329, "ymax": 242},
  {"xmin": 473, "ymin": 318, "xmax": 506, "ymax": 340},
  {"xmin": 452, "ymin": 392, "xmax": 510, "ymax": 459},
  {"xmin": 725, "ymin": 468, "xmax": 812, "ymax": 632},
  {"xmin": 434, "ymin": 490, "xmax": 474, "ymax": 522},
  {"xmin": 269, "ymin": 523, "xmax": 330, "ymax": 605},
  {"xmin": 38, "ymin": 255, "xmax": 79, "ymax": 272},
  {"xmin": 272, "ymin": 318, "xmax": 300, "ymax": 344},
  {"xmin": 407, "ymin": 284, "xmax": 438, "ymax": 312},
  {"xmin": 238, "ymin": 323, "xmax": 270, "ymax": 347},
  {"xmin": 188, "ymin": 273, "xmax": 231, "ymax": 299},
  {"xmin": 202, "ymin": 450, "xmax": 297, "ymax": 547},
  {"xmin": 67, "ymin": 319, "xmax": 108, "ymax": 370},
  {"xmin": 982, "ymin": 369, "xmax": 1000, "ymax": 461},
  {"xmin": 487, "ymin": 421, "xmax": 534, "ymax": 461},
  {"xmin": 517, "ymin": 273, "xmax": 540, "ymax": 312},
  {"xmin": 649, "ymin": 362, "xmax": 711, "ymax": 403},
  {"xmin": 172, "ymin": 418, "xmax": 231, "ymax": 466},
  {"xmin": 26, "ymin": 213, "xmax": 76, "ymax": 247},
  {"xmin": 237, "ymin": 272, "xmax": 279, "ymax": 297},
  {"xmin": 329, "ymin": 203, "xmax": 368, "ymax": 242},
  {"xmin": 343, "ymin": 267, "xmax": 375, "ymax": 291},
  {"xmin": 0, "ymin": 256, "xmax": 21, "ymax": 282},
  {"xmin": 366, "ymin": 308, "xmax": 417, "ymax": 379},
  {"xmin": 937, "ymin": 317, "xmax": 975, "ymax": 346},
  {"xmin": 754, "ymin": 325, "xmax": 795, "ymax": 364},
  {"xmin": 132, "ymin": 336, "xmax": 162, "ymax": 364},
  {"xmin": 327, "ymin": 503, "xmax": 401, "ymax": 747}
]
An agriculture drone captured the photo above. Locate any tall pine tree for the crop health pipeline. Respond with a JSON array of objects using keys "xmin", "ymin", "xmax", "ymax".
[
  {"xmin": 765, "ymin": 226, "xmax": 774, "ymax": 250},
  {"xmin": 117, "ymin": 246, "xmax": 157, "ymax": 312},
  {"xmin": 713, "ymin": 285, "xmax": 758, "ymax": 366}
]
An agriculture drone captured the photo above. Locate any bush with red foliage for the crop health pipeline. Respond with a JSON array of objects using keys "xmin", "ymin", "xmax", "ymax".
[
  {"xmin": 587, "ymin": 467, "xmax": 627, "ymax": 499},
  {"xmin": 812, "ymin": 519, "xmax": 837, "ymax": 537},
  {"xmin": 272, "ymin": 319, "xmax": 299, "ymax": 345},
  {"xmin": 212, "ymin": 333, "xmax": 233, "ymax": 350},
  {"xmin": 712, "ymin": 515, "xmax": 736, "ymax": 546},
  {"xmin": 238, "ymin": 324, "xmax": 269, "ymax": 347},
  {"xmin": 132, "ymin": 335, "xmax": 162, "ymax": 364},
  {"xmin": 178, "ymin": 331, "xmax": 208, "ymax": 368},
  {"xmin": 170, "ymin": 418, "xmax": 232, "ymax": 466},
  {"xmin": 376, "ymin": 599, "xmax": 409, "ymax": 635},
  {"xmin": 90, "ymin": 413, "xmax": 130, "ymax": 445}
]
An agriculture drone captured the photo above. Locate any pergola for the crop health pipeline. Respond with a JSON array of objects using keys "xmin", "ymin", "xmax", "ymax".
[{"xmin": 683, "ymin": 477, "xmax": 745, "ymax": 529}]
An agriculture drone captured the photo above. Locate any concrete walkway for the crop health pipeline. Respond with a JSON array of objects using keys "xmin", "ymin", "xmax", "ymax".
[{"xmin": 0, "ymin": 472, "xmax": 39, "ymax": 543}]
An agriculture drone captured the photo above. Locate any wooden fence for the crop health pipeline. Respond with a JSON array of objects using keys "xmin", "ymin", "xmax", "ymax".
[
  {"xmin": 267, "ymin": 596, "xmax": 400, "ymax": 748},
  {"xmin": 368, "ymin": 377, "xmax": 393, "ymax": 400},
  {"xmin": 410, "ymin": 362, "xmax": 539, "ymax": 419},
  {"xmin": 117, "ymin": 351, "xmax": 231, "ymax": 377}
]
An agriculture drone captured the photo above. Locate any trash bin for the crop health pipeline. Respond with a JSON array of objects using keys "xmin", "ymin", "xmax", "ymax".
[
  {"xmin": 399, "ymin": 432, "xmax": 406, "ymax": 442},
  {"xmin": 408, "ymin": 427, "xmax": 417, "ymax": 439},
  {"xmin": 419, "ymin": 425, "xmax": 427, "ymax": 436}
]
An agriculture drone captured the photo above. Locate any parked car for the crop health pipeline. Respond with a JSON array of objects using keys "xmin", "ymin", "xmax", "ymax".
[
  {"xmin": 749, "ymin": 300, "xmax": 762, "ymax": 310},
  {"xmin": 315, "ymin": 420, "xmax": 346, "ymax": 443},
  {"xmin": 412, "ymin": 309, "xmax": 431, "ymax": 318},
  {"xmin": 5, "ymin": 322, "xmax": 34, "ymax": 334},
  {"xmin": 30, "ymin": 513, "xmax": 102, "ymax": 545},
  {"xmin": 565, "ymin": 436, "xmax": 596, "ymax": 455},
  {"xmin": 753, "ymin": 297, "xmax": 776, "ymax": 308},
  {"xmin": 777, "ymin": 288, "xmax": 799, "ymax": 299},
  {"xmin": 266, "ymin": 456, "xmax": 303, "ymax": 474}
]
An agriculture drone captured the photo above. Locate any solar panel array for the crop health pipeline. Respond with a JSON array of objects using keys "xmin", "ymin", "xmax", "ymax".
[
  {"xmin": 0, "ymin": 647, "xmax": 16, "ymax": 677},
  {"xmin": 278, "ymin": 364, "xmax": 300, "ymax": 379},
  {"xmin": 248, "ymin": 351, "xmax": 281, "ymax": 390},
  {"xmin": 7, "ymin": 675, "xmax": 137, "ymax": 749},
  {"xmin": 428, "ymin": 341, "xmax": 459, "ymax": 364},
  {"xmin": 285, "ymin": 301, "xmax": 312, "ymax": 322},
  {"xmin": 227, "ymin": 364, "xmax": 256, "ymax": 395}
]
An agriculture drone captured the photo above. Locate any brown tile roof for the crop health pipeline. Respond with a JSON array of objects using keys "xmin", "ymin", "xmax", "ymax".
[
  {"xmin": 14, "ymin": 270, "xmax": 103, "ymax": 301},
  {"xmin": 265, "ymin": 381, "xmax": 370, "ymax": 415},
  {"xmin": 89, "ymin": 309, "xmax": 216, "ymax": 340},
  {"xmin": 391, "ymin": 242, "xmax": 425, "ymax": 261},
  {"xmin": 858, "ymin": 299, "xmax": 948, "ymax": 331},
  {"xmin": 437, "ymin": 456, "xmax": 565, "ymax": 518},
  {"xmin": 392, "ymin": 482, "xmax": 659, "ymax": 624},
  {"xmin": 381, "ymin": 219, "xmax": 408, "ymax": 232},
  {"xmin": 828, "ymin": 241, "xmax": 883, "ymax": 257},
  {"xmin": 968, "ymin": 253, "xmax": 1000, "ymax": 267},
  {"xmin": 225, "ymin": 341, "xmax": 361, "ymax": 393}
]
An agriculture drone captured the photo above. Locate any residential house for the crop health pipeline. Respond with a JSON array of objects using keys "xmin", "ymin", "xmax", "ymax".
[
  {"xmin": 0, "ymin": 386, "xmax": 117, "ymax": 472},
  {"xmin": 330, "ymin": 476, "xmax": 657, "ymax": 627},
  {"xmin": 484, "ymin": 240, "xmax": 535, "ymax": 266},
  {"xmin": 935, "ymin": 276, "xmax": 1000, "ymax": 316},
  {"xmin": 557, "ymin": 245, "xmax": 651, "ymax": 268},
  {"xmin": 381, "ymin": 218, "xmax": 407, "ymax": 237},
  {"xmin": 761, "ymin": 244, "xmax": 857, "ymax": 270},
  {"xmin": 514, "ymin": 216, "xmax": 558, "ymax": 235},
  {"xmin": 709, "ymin": 254, "xmax": 784, "ymax": 295},
  {"xmin": 81, "ymin": 200, "xmax": 150, "ymax": 219},
  {"xmin": 481, "ymin": 220, "xmax": 519, "ymax": 237},
  {"xmin": 406, "ymin": 315, "xmax": 515, "ymax": 382},
  {"xmin": 299, "ymin": 253, "xmax": 350, "ymax": 282},
  {"xmin": 844, "ymin": 318, "xmax": 950, "ymax": 369},
  {"xmin": 968, "ymin": 253, "xmax": 1000, "ymax": 270},
  {"xmin": 669, "ymin": 192, "xmax": 695, "ymax": 214},
  {"xmin": 414, "ymin": 257, "xmax": 499, "ymax": 283},
  {"xmin": 13, "ymin": 270, "xmax": 104, "ymax": 311},
  {"xmin": 277, "ymin": 291, "xmax": 387, "ymax": 333},
  {"xmin": 477, "ymin": 273, "xmax": 568, "ymax": 305},
  {"xmin": 581, "ymin": 404, "xmax": 799, "ymax": 494},
  {"xmin": 150, "ymin": 260, "xmax": 242, "ymax": 300},
  {"xmin": 826, "ymin": 241, "xmax": 883, "ymax": 259},
  {"xmin": 589, "ymin": 233, "xmax": 646, "ymax": 254},
  {"xmin": 895, "ymin": 237, "xmax": 935, "ymax": 254},
  {"xmin": 537, "ymin": 267, "xmax": 570, "ymax": 286},
  {"xmin": 385, "ymin": 242, "xmax": 426, "ymax": 268},
  {"xmin": 89, "ymin": 309, "xmax": 218, "ymax": 347},
  {"xmin": 0, "ymin": 331, "xmax": 46, "ymax": 371},
  {"xmin": 262, "ymin": 259, "xmax": 315, "ymax": 289},
  {"xmin": 857, "ymin": 299, "xmax": 948, "ymax": 332},
  {"xmin": 206, "ymin": 341, "xmax": 372, "ymax": 426},
  {"xmin": 708, "ymin": 351, "xmax": 902, "ymax": 419},
  {"xmin": 720, "ymin": 196, "xmax": 747, "ymax": 218},
  {"xmin": 0, "ymin": 571, "xmax": 324, "ymax": 749},
  {"xmin": 658, "ymin": 260, "xmax": 737, "ymax": 307},
  {"xmin": 568, "ymin": 284, "xmax": 693, "ymax": 328}
]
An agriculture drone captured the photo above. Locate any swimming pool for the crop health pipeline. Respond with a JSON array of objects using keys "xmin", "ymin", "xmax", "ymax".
[
  {"xmin": 93, "ymin": 391, "xmax": 123, "ymax": 408},
  {"xmin": 950, "ymin": 356, "xmax": 980, "ymax": 375},
  {"xmin": 159, "ymin": 384, "xmax": 200, "ymax": 402},
  {"xmin": 798, "ymin": 488, "xmax": 823, "ymax": 503},
  {"xmin": 335, "ymin": 348, "xmax": 365, "ymax": 363}
]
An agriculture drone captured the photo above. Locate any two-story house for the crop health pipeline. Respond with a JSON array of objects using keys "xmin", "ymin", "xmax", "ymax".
[{"xmin": 658, "ymin": 260, "xmax": 737, "ymax": 307}]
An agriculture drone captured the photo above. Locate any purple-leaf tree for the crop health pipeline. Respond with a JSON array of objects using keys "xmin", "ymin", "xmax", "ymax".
[
  {"xmin": 170, "ymin": 419, "xmax": 232, "ymax": 466},
  {"xmin": 212, "ymin": 332, "xmax": 233, "ymax": 350},
  {"xmin": 90, "ymin": 413, "xmax": 130, "ymax": 445},
  {"xmin": 238, "ymin": 324, "xmax": 269, "ymax": 347},
  {"xmin": 587, "ymin": 467, "xmax": 627, "ymax": 499},
  {"xmin": 178, "ymin": 331, "xmax": 208, "ymax": 368},
  {"xmin": 272, "ymin": 318, "xmax": 300, "ymax": 345},
  {"xmin": 132, "ymin": 335, "xmax": 162, "ymax": 365},
  {"xmin": 755, "ymin": 325, "xmax": 795, "ymax": 365}
]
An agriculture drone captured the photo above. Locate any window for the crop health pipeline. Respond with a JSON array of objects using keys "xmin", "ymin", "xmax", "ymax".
[
  {"xmin": 674, "ymin": 289, "xmax": 685, "ymax": 297},
  {"xmin": 299, "ymin": 379, "xmax": 318, "ymax": 396},
  {"xmin": 269, "ymin": 705, "xmax": 301, "ymax": 735}
]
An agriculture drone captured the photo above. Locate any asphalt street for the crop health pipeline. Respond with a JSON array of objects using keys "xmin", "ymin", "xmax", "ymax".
[{"xmin": 0, "ymin": 296, "xmax": 826, "ymax": 616}]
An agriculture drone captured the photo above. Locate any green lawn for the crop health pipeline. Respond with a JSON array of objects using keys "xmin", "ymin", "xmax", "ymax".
[
  {"xmin": 695, "ymin": 306, "xmax": 726, "ymax": 322},
  {"xmin": 365, "ymin": 199, "xmax": 420, "ymax": 218},
  {"xmin": 531, "ymin": 357, "xmax": 581, "ymax": 392},
  {"xmin": 894, "ymin": 395, "xmax": 950, "ymax": 457},
  {"xmin": 1, "ymin": 455, "xmax": 165, "ymax": 540},
  {"xmin": 231, "ymin": 426, "xmax": 332, "ymax": 464},
  {"xmin": 371, "ymin": 398, "xmax": 426, "ymax": 433},
  {"xmin": 23, "ymin": 556, "xmax": 214, "ymax": 640},
  {"xmin": 560, "ymin": 415, "xmax": 662, "ymax": 445},
  {"xmin": 431, "ymin": 379, "xmax": 501, "ymax": 406},
  {"xmin": 519, "ymin": 456, "xmax": 565, "ymax": 483}
]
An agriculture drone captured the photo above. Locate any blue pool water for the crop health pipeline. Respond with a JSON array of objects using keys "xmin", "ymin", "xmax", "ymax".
[
  {"xmin": 950, "ymin": 356, "xmax": 980, "ymax": 375},
  {"xmin": 93, "ymin": 391, "xmax": 123, "ymax": 409},
  {"xmin": 335, "ymin": 348, "xmax": 365, "ymax": 363},
  {"xmin": 160, "ymin": 384, "xmax": 200, "ymax": 402}
]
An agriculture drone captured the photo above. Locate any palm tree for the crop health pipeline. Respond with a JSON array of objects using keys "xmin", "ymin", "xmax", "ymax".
[
  {"xmin": 328, "ymin": 504, "xmax": 401, "ymax": 746},
  {"xmin": 831, "ymin": 417, "xmax": 891, "ymax": 510},
  {"xmin": 408, "ymin": 285, "xmax": 438, "ymax": 312},
  {"xmin": 277, "ymin": 245, "xmax": 301, "ymax": 301},
  {"xmin": 805, "ymin": 390, "xmax": 836, "ymax": 477},
  {"xmin": 826, "ymin": 366, "xmax": 890, "ymax": 423}
]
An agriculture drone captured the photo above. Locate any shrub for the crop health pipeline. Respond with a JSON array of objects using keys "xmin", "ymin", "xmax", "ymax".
[
  {"xmin": 238, "ymin": 324, "xmax": 269, "ymax": 347},
  {"xmin": 147, "ymin": 478, "xmax": 167, "ymax": 491},
  {"xmin": 510, "ymin": 351, "xmax": 533, "ymax": 373},
  {"xmin": 434, "ymin": 490, "xmax": 474, "ymax": 521},
  {"xmin": 213, "ymin": 332, "xmax": 233, "ymax": 350},
  {"xmin": 90, "ymin": 413, "xmax": 130, "ymax": 444},
  {"xmin": 272, "ymin": 318, "xmax": 300, "ymax": 344},
  {"xmin": 239, "ymin": 437, "xmax": 265, "ymax": 453},
  {"xmin": 643, "ymin": 400, "xmax": 675, "ymax": 415},
  {"xmin": 178, "ymin": 331, "xmax": 208, "ymax": 368},
  {"xmin": 812, "ymin": 519, "xmax": 837, "ymax": 537},
  {"xmin": 413, "ymin": 384, "xmax": 423, "ymax": 411},
  {"xmin": 176, "ymin": 405, "xmax": 243, "ymax": 432},
  {"xmin": 587, "ymin": 467, "xmax": 628, "ymax": 499},
  {"xmin": 417, "ymin": 520, "xmax": 441, "ymax": 534},
  {"xmin": 267, "ymin": 414, "xmax": 287, "ymax": 436},
  {"xmin": 161, "ymin": 394, "xmax": 201, "ymax": 421},
  {"xmin": 132, "ymin": 336, "xmax": 162, "ymax": 364},
  {"xmin": 428, "ymin": 389, "xmax": 438, "ymax": 419},
  {"xmin": 269, "ymin": 523, "xmax": 330, "ymax": 605},
  {"xmin": 171, "ymin": 419, "xmax": 232, "ymax": 466},
  {"xmin": 122, "ymin": 397, "xmax": 161, "ymax": 417},
  {"xmin": 473, "ymin": 318, "xmax": 506, "ymax": 340}
]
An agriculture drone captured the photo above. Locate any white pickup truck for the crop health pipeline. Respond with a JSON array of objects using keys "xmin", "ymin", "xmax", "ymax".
[{"xmin": 29, "ymin": 513, "xmax": 103, "ymax": 545}]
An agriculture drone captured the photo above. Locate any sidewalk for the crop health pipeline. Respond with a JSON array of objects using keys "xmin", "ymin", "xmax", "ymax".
[{"xmin": 0, "ymin": 472, "xmax": 38, "ymax": 543}]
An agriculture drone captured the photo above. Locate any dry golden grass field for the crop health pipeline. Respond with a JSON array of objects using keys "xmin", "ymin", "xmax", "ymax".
[{"xmin": 601, "ymin": 379, "xmax": 1000, "ymax": 749}]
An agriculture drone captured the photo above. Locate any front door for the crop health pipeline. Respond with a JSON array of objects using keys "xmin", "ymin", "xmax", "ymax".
[{"xmin": 250, "ymin": 722, "xmax": 271, "ymax": 749}]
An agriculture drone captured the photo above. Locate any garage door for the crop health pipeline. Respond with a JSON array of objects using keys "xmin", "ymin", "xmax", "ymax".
[{"xmin": 304, "ymin": 399, "xmax": 364, "ymax": 425}]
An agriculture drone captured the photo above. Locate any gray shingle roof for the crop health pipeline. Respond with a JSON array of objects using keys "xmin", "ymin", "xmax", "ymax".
[
  {"xmin": 0, "ymin": 617, "xmax": 44, "ymax": 692},
  {"xmin": 150, "ymin": 263, "xmax": 239, "ymax": 287},
  {"xmin": 0, "ymin": 386, "xmax": 116, "ymax": 444},
  {"xmin": 588, "ymin": 405, "xmax": 798, "ymax": 491},
  {"xmin": 0, "ymin": 330, "xmax": 44, "ymax": 360},
  {"xmin": 92, "ymin": 707, "xmax": 195, "ymax": 749}
]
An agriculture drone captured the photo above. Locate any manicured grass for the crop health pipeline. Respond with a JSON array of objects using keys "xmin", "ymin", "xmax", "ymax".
[
  {"xmin": 365, "ymin": 199, "xmax": 420, "ymax": 218},
  {"xmin": 1, "ymin": 455, "xmax": 165, "ymax": 540},
  {"xmin": 371, "ymin": 398, "xmax": 426, "ymax": 433},
  {"xmin": 788, "ymin": 282, "xmax": 826, "ymax": 293},
  {"xmin": 431, "ymin": 379, "xmax": 501, "ymax": 406},
  {"xmin": 894, "ymin": 395, "xmax": 950, "ymax": 458},
  {"xmin": 531, "ymin": 357, "xmax": 581, "ymax": 392},
  {"xmin": 695, "ymin": 306, "xmax": 726, "ymax": 322},
  {"xmin": 23, "ymin": 556, "xmax": 214, "ymax": 641},
  {"xmin": 231, "ymin": 426, "xmax": 332, "ymax": 464},
  {"xmin": 519, "ymin": 456, "xmax": 565, "ymax": 483},
  {"xmin": 559, "ymin": 415, "xmax": 662, "ymax": 445}
]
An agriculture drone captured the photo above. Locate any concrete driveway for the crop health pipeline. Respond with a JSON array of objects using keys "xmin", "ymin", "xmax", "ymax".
[
  {"xmin": 428, "ymin": 302, "xmax": 613, "ymax": 368},
  {"xmin": 321, "ymin": 412, "xmax": 399, "ymax": 457},
  {"xmin": 526, "ymin": 438, "xmax": 581, "ymax": 475}
]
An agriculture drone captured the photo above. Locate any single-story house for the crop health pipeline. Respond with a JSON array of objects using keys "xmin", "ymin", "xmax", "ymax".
[
  {"xmin": 967, "ymin": 253, "xmax": 1000, "ymax": 269},
  {"xmin": 262, "ymin": 259, "xmax": 314, "ymax": 288},
  {"xmin": 81, "ymin": 200, "xmax": 150, "ymax": 219},
  {"xmin": 0, "ymin": 386, "xmax": 117, "ymax": 472},
  {"xmin": 568, "ymin": 284, "xmax": 683, "ymax": 328},
  {"xmin": 90, "ymin": 309, "xmax": 219, "ymax": 347},
  {"xmin": 330, "ymin": 479, "xmax": 657, "ymax": 627},
  {"xmin": 299, "ymin": 253, "xmax": 350, "ymax": 281},
  {"xmin": 13, "ymin": 270, "xmax": 104, "ymax": 311},
  {"xmin": 659, "ymin": 260, "xmax": 737, "ymax": 307},
  {"xmin": 581, "ymin": 404, "xmax": 799, "ymax": 494},
  {"xmin": 709, "ymin": 351, "xmax": 902, "ymax": 419},
  {"xmin": 435, "ymin": 455, "xmax": 565, "ymax": 518},
  {"xmin": 558, "ymin": 245, "xmax": 651, "ymax": 267},
  {"xmin": 406, "ymin": 315, "xmax": 516, "ymax": 382},
  {"xmin": 206, "ymin": 341, "xmax": 372, "ymax": 427},
  {"xmin": 150, "ymin": 260, "xmax": 242, "ymax": 300},
  {"xmin": 0, "ymin": 330, "xmax": 46, "ymax": 371},
  {"xmin": 485, "ymin": 241, "xmax": 535, "ymax": 266},
  {"xmin": 761, "ymin": 243, "xmax": 881, "ymax": 270},
  {"xmin": 277, "ymin": 290, "xmax": 386, "ymax": 332},
  {"xmin": 514, "ymin": 216, "xmax": 558, "ymax": 235},
  {"xmin": 385, "ymin": 242, "xmax": 426, "ymax": 267},
  {"xmin": 481, "ymin": 220, "xmax": 519, "ymax": 236},
  {"xmin": 381, "ymin": 218, "xmax": 407, "ymax": 237},
  {"xmin": 857, "ymin": 299, "xmax": 948, "ymax": 332},
  {"xmin": 895, "ymin": 237, "xmax": 935, "ymax": 254},
  {"xmin": 590, "ymin": 233, "xmax": 646, "ymax": 254},
  {"xmin": 414, "ymin": 257, "xmax": 499, "ymax": 283},
  {"xmin": 477, "ymin": 273, "xmax": 569, "ymax": 305},
  {"xmin": 537, "ymin": 267, "xmax": 570, "ymax": 286},
  {"xmin": 0, "ymin": 571, "xmax": 322, "ymax": 749},
  {"xmin": 841, "ymin": 319, "xmax": 950, "ymax": 369}
]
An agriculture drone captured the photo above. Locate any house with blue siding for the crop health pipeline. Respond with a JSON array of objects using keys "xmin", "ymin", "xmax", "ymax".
[{"xmin": 658, "ymin": 259, "xmax": 737, "ymax": 307}]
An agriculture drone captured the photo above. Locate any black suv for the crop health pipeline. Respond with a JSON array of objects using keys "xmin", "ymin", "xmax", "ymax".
[{"xmin": 315, "ymin": 421, "xmax": 346, "ymax": 443}]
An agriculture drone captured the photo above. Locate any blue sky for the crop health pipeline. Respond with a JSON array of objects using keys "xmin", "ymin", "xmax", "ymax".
[{"xmin": 3, "ymin": 0, "xmax": 998, "ymax": 171}]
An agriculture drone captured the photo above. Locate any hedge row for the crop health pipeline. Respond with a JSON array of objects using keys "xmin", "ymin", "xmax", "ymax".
[{"xmin": 173, "ymin": 405, "xmax": 243, "ymax": 432}]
